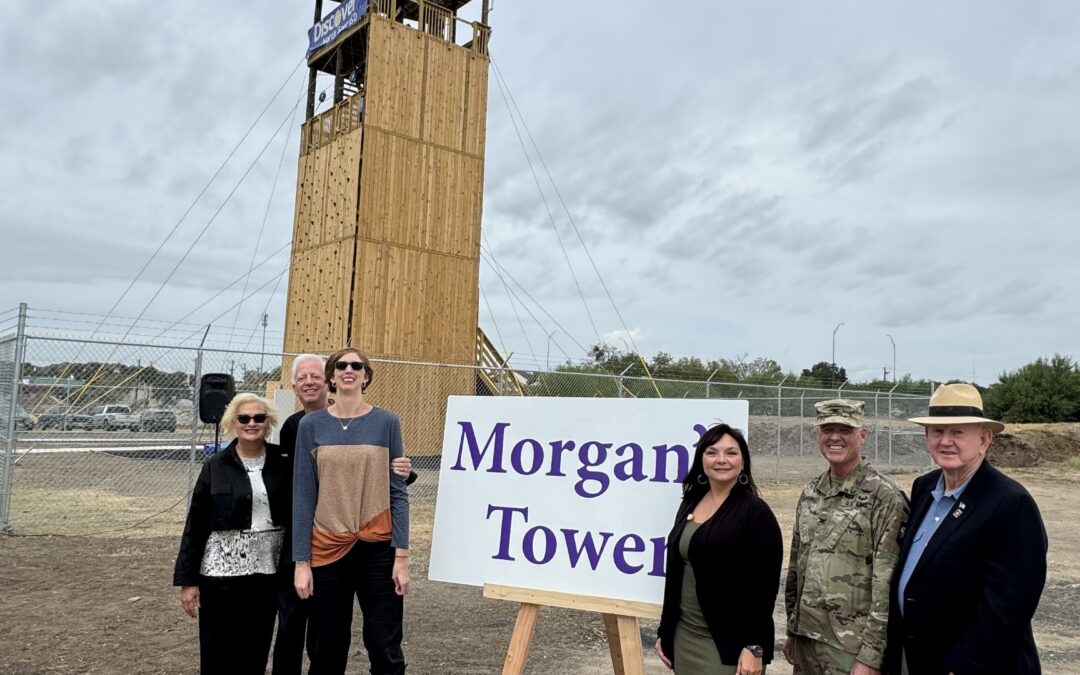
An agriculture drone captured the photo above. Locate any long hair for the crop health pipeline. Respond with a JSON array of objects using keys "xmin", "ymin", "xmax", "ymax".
[{"xmin": 681, "ymin": 423, "xmax": 759, "ymax": 502}]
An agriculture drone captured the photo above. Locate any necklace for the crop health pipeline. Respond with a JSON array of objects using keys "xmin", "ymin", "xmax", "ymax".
[{"xmin": 331, "ymin": 404, "xmax": 369, "ymax": 431}]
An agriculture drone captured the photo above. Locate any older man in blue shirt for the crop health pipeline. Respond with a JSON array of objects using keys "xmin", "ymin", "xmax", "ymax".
[{"xmin": 885, "ymin": 384, "xmax": 1047, "ymax": 675}]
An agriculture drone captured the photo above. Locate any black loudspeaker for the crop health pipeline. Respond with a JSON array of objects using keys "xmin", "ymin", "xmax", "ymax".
[{"xmin": 199, "ymin": 373, "xmax": 235, "ymax": 424}]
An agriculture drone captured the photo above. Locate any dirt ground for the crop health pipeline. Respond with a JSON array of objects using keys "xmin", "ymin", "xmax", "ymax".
[{"xmin": 2, "ymin": 462, "xmax": 1080, "ymax": 674}]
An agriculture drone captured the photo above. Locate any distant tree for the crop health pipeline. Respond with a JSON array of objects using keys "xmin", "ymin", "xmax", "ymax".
[
  {"xmin": 983, "ymin": 354, "xmax": 1080, "ymax": 423},
  {"xmin": 717, "ymin": 356, "xmax": 786, "ymax": 382},
  {"xmin": 800, "ymin": 361, "xmax": 847, "ymax": 388},
  {"xmin": 570, "ymin": 348, "xmax": 779, "ymax": 380}
]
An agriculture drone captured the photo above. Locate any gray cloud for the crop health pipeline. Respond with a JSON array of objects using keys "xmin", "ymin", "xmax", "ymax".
[
  {"xmin": 2, "ymin": 1, "xmax": 1079, "ymax": 384},
  {"xmin": 799, "ymin": 73, "xmax": 948, "ymax": 184}
]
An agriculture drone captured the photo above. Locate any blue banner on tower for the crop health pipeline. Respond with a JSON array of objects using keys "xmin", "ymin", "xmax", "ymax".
[{"xmin": 307, "ymin": 0, "xmax": 368, "ymax": 56}]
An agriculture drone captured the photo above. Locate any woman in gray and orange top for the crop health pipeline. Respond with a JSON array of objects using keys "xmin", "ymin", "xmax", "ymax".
[{"xmin": 292, "ymin": 347, "xmax": 409, "ymax": 674}]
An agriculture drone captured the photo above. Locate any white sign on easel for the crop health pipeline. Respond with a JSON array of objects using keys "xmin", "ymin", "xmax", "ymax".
[{"xmin": 428, "ymin": 396, "xmax": 749, "ymax": 604}]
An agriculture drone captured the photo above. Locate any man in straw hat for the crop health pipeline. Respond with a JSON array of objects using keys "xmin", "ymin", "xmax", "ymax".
[
  {"xmin": 885, "ymin": 383, "xmax": 1047, "ymax": 675},
  {"xmin": 784, "ymin": 399, "xmax": 909, "ymax": 674}
]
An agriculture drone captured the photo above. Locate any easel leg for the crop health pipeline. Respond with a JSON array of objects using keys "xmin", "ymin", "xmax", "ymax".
[
  {"xmin": 502, "ymin": 602, "xmax": 540, "ymax": 675},
  {"xmin": 603, "ymin": 613, "xmax": 645, "ymax": 675}
]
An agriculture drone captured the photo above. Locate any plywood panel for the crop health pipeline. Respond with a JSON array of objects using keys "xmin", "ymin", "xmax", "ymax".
[
  {"xmin": 366, "ymin": 18, "xmax": 425, "ymax": 138},
  {"xmin": 321, "ymin": 125, "xmax": 362, "ymax": 244},
  {"xmin": 421, "ymin": 36, "xmax": 467, "ymax": 151},
  {"xmin": 359, "ymin": 128, "xmax": 484, "ymax": 259},
  {"xmin": 308, "ymin": 142, "xmax": 331, "ymax": 248},
  {"xmin": 359, "ymin": 129, "xmax": 426, "ymax": 245},
  {"xmin": 351, "ymin": 240, "xmax": 477, "ymax": 364},
  {"xmin": 463, "ymin": 53, "xmax": 489, "ymax": 157},
  {"xmin": 283, "ymin": 242, "xmax": 353, "ymax": 354},
  {"xmin": 353, "ymin": 239, "xmax": 389, "ymax": 354},
  {"xmin": 324, "ymin": 141, "xmax": 342, "ymax": 247},
  {"xmin": 292, "ymin": 141, "xmax": 313, "ymax": 251},
  {"xmin": 338, "ymin": 126, "xmax": 363, "ymax": 241}
]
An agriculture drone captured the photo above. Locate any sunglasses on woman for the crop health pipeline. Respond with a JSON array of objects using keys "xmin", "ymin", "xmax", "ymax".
[
  {"xmin": 236, "ymin": 414, "xmax": 268, "ymax": 424},
  {"xmin": 334, "ymin": 361, "xmax": 367, "ymax": 372}
]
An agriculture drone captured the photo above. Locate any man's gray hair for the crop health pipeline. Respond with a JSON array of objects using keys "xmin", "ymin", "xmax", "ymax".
[{"xmin": 291, "ymin": 353, "xmax": 327, "ymax": 383}]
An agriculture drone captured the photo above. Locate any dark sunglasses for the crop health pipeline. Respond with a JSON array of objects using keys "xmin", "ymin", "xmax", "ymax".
[
  {"xmin": 236, "ymin": 414, "xmax": 268, "ymax": 424},
  {"xmin": 335, "ymin": 361, "xmax": 367, "ymax": 372}
]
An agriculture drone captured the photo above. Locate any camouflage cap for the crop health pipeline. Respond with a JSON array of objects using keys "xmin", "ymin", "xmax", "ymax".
[{"xmin": 814, "ymin": 399, "xmax": 865, "ymax": 427}]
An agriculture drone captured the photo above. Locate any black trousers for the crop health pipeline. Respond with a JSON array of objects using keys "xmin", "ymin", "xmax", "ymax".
[
  {"xmin": 271, "ymin": 560, "xmax": 310, "ymax": 675},
  {"xmin": 307, "ymin": 541, "xmax": 406, "ymax": 675},
  {"xmin": 198, "ymin": 573, "xmax": 277, "ymax": 675}
]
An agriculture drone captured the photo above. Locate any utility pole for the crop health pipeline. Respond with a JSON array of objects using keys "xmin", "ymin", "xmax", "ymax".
[{"xmin": 260, "ymin": 313, "xmax": 269, "ymax": 373}]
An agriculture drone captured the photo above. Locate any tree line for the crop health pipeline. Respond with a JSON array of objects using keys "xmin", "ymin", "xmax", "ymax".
[{"xmin": 545, "ymin": 345, "xmax": 1080, "ymax": 423}]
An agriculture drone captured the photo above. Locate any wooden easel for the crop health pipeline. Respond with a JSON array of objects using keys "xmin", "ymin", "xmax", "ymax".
[{"xmin": 483, "ymin": 583, "xmax": 662, "ymax": 675}]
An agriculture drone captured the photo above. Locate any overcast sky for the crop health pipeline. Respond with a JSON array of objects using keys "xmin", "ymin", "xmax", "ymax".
[{"xmin": 1, "ymin": 1, "xmax": 1078, "ymax": 384}]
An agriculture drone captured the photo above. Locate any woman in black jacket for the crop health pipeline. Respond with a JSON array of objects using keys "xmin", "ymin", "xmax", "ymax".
[
  {"xmin": 173, "ymin": 393, "xmax": 287, "ymax": 675},
  {"xmin": 655, "ymin": 423, "xmax": 783, "ymax": 675}
]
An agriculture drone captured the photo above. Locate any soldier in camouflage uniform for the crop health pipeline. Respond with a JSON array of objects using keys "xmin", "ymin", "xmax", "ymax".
[{"xmin": 783, "ymin": 399, "xmax": 909, "ymax": 675}]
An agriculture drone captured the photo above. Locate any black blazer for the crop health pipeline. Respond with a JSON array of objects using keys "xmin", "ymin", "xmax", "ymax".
[
  {"xmin": 657, "ymin": 488, "xmax": 783, "ymax": 667},
  {"xmin": 173, "ymin": 439, "xmax": 289, "ymax": 586},
  {"xmin": 885, "ymin": 461, "xmax": 1047, "ymax": 675}
]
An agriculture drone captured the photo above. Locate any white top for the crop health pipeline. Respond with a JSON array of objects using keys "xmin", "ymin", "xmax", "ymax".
[
  {"xmin": 244, "ymin": 455, "xmax": 275, "ymax": 531},
  {"xmin": 199, "ymin": 454, "xmax": 283, "ymax": 577}
]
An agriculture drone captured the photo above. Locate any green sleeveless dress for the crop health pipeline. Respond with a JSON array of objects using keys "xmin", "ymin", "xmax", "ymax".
[{"xmin": 673, "ymin": 520, "xmax": 737, "ymax": 675}]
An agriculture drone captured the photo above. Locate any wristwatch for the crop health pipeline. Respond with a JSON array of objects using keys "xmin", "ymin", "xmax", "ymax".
[{"xmin": 745, "ymin": 645, "xmax": 764, "ymax": 658}]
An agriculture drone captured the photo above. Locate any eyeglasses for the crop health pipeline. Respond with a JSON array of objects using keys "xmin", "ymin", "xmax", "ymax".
[
  {"xmin": 335, "ymin": 361, "xmax": 367, "ymax": 372},
  {"xmin": 236, "ymin": 414, "xmax": 268, "ymax": 424}
]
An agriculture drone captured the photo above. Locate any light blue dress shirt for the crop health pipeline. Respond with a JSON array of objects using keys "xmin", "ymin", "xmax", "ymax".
[{"xmin": 897, "ymin": 473, "xmax": 973, "ymax": 615}]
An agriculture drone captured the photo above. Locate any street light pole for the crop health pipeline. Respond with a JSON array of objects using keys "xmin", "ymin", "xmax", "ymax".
[
  {"xmin": 260, "ymin": 313, "xmax": 269, "ymax": 373},
  {"xmin": 831, "ymin": 322, "xmax": 845, "ymax": 385},
  {"xmin": 545, "ymin": 329, "xmax": 562, "ymax": 371},
  {"xmin": 886, "ymin": 333, "xmax": 896, "ymax": 383}
]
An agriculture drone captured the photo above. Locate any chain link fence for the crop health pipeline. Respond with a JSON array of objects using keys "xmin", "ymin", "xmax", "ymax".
[{"xmin": 0, "ymin": 306, "xmax": 932, "ymax": 536}]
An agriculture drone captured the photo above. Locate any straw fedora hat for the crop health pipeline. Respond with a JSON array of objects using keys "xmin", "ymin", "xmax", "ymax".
[{"xmin": 908, "ymin": 383, "xmax": 1004, "ymax": 433}]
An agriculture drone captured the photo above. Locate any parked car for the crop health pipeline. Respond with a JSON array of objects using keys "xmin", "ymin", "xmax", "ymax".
[
  {"xmin": 139, "ymin": 409, "xmax": 177, "ymax": 433},
  {"xmin": 38, "ymin": 405, "xmax": 94, "ymax": 431},
  {"xmin": 92, "ymin": 405, "xmax": 140, "ymax": 431},
  {"xmin": 15, "ymin": 405, "xmax": 35, "ymax": 431}
]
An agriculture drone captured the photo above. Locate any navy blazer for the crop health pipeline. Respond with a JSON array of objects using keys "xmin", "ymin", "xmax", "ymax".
[{"xmin": 884, "ymin": 460, "xmax": 1047, "ymax": 675}]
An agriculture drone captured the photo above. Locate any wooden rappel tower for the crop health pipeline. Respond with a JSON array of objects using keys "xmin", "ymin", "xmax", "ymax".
[{"xmin": 282, "ymin": 0, "xmax": 503, "ymax": 453}]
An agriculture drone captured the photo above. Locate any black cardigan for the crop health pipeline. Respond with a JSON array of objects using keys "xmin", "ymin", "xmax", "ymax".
[
  {"xmin": 173, "ymin": 439, "xmax": 289, "ymax": 586},
  {"xmin": 657, "ymin": 488, "xmax": 784, "ymax": 667}
]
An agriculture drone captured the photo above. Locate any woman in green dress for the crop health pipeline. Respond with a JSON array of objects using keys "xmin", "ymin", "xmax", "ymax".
[{"xmin": 655, "ymin": 423, "xmax": 783, "ymax": 675}]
